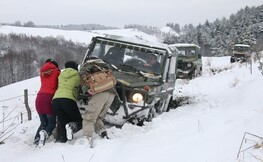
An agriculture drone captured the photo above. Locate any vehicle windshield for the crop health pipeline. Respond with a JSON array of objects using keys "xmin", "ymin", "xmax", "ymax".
[
  {"xmin": 88, "ymin": 39, "xmax": 166, "ymax": 75},
  {"xmin": 233, "ymin": 45, "xmax": 250, "ymax": 52},
  {"xmin": 177, "ymin": 47, "xmax": 197, "ymax": 56}
]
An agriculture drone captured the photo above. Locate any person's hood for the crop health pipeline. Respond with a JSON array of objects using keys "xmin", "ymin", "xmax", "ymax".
[
  {"xmin": 40, "ymin": 62, "xmax": 57, "ymax": 77},
  {"xmin": 60, "ymin": 68, "xmax": 79, "ymax": 79}
]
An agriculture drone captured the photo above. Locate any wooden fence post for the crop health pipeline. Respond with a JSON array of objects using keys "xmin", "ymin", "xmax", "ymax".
[
  {"xmin": 20, "ymin": 113, "xmax": 23, "ymax": 123},
  {"xmin": 24, "ymin": 89, "xmax": 32, "ymax": 121}
]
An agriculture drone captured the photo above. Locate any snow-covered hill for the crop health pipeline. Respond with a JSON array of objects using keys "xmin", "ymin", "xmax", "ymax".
[
  {"xmin": 0, "ymin": 25, "xmax": 160, "ymax": 44},
  {"xmin": 0, "ymin": 26, "xmax": 263, "ymax": 162},
  {"xmin": 160, "ymin": 26, "xmax": 179, "ymax": 36}
]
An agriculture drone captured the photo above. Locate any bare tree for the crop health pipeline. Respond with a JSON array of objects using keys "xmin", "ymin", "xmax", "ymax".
[
  {"xmin": 4, "ymin": 49, "xmax": 17, "ymax": 84},
  {"xmin": 23, "ymin": 21, "xmax": 35, "ymax": 27}
]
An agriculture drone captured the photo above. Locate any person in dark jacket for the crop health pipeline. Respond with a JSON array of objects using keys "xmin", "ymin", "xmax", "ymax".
[
  {"xmin": 144, "ymin": 54, "xmax": 161, "ymax": 74},
  {"xmin": 34, "ymin": 59, "xmax": 60, "ymax": 145},
  {"xmin": 52, "ymin": 61, "xmax": 83, "ymax": 143}
]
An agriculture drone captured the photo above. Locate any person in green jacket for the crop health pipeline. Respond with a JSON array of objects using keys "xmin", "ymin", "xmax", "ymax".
[{"xmin": 52, "ymin": 61, "xmax": 83, "ymax": 143}]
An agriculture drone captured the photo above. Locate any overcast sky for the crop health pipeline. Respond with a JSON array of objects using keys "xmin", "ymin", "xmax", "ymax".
[{"xmin": 0, "ymin": 0, "xmax": 262, "ymax": 28}]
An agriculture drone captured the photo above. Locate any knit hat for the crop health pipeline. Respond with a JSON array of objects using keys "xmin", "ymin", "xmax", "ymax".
[
  {"xmin": 45, "ymin": 58, "xmax": 58, "ymax": 68},
  {"xmin": 65, "ymin": 61, "xmax": 78, "ymax": 70}
]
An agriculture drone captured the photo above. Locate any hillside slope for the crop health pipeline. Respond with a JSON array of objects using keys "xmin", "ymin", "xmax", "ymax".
[{"xmin": 0, "ymin": 25, "xmax": 160, "ymax": 44}]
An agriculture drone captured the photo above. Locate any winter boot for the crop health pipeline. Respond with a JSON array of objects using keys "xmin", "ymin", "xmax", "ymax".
[
  {"xmin": 33, "ymin": 137, "xmax": 40, "ymax": 145},
  {"xmin": 88, "ymin": 137, "xmax": 94, "ymax": 148},
  {"xmin": 39, "ymin": 130, "xmax": 48, "ymax": 146},
  {"xmin": 100, "ymin": 131, "xmax": 109, "ymax": 139},
  {"xmin": 66, "ymin": 122, "xmax": 77, "ymax": 141}
]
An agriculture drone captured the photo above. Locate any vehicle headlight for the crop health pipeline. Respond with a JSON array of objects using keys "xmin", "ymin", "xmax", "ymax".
[
  {"xmin": 187, "ymin": 63, "xmax": 192, "ymax": 67},
  {"xmin": 131, "ymin": 93, "xmax": 143, "ymax": 103}
]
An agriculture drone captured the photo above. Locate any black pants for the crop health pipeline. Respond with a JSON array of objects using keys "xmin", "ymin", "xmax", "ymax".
[
  {"xmin": 34, "ymin": 114, "xmax": 56, "ymax": 141},
  {"xmin": 52, "ymin": 98, "xmax": 83, "ymax": 142}
]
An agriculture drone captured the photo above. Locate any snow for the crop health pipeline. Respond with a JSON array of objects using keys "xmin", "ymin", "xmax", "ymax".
[
  {"xmin": 160, "ymin": 26, "xmax": 179, "ymax": 36},
  {"xmin": 0, "ymin": 25, "xmax": 99, "ymax": 44},
  {"xmin": 0, "ymin": 26, "xmax": 159, "ymax": 45},
  {"xmin": 93, "ymin": 28, "xmax": 160, "ymax": 43},
  {"xmin": 234, "ymin": 44, "xmax": 251, "ymax": 47},
  {"xmin": 1, "ymin": 26, "xmax": 263, "ymax": 162},
  {"xmin": 170, "ymin": 43, "xmax": 201, "ymax": 48}
]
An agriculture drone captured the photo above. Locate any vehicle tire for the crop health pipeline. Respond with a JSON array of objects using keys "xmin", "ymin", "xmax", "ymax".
[
  {"xmin": 189, "ymin": 68, "xmax": 196, "ymax": 79},
  {"xmin": 194, "ymin": 69, "xmax": 198, "ymax": 78},
  {"xmin": 127, "ymin": 116, "xmax": 145, "ymax": 126},
  {"xmin": 199, "ymin": 67, "xmax": 202, "ymax": 76},
  {"xmin": 230, "ymin": 57, "xmax": 235, "ymax": 63},
  {"xmin": 167, "ymin": 98, "xmax": 178, "ymax": 111},
  {"xmin": 146, "ymin": 106, "xmax": 157, "ymax": 122},
  {"xmin": 242, "ymin": 58, "xmax": 247, "ymax": 63}
]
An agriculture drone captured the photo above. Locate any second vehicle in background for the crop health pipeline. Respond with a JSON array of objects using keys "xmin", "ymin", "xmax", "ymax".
[
  {"xmin": 170, "ymin": 43, "xmax": 202, "ymax": 79},
  {"xmin": 230, "ymin": 44, "xmax": 251, "ymax": 63}
]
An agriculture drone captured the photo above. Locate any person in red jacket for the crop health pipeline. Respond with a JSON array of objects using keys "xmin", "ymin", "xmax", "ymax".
[{"xmin": 34, "ymin": 59, "xmax": 60, "ymax": 145}]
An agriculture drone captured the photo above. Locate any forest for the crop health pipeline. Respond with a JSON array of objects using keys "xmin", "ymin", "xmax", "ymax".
[
  {"xmin": 127, "ymin": 5, "xmax": 263, "ymax": 56},
  {"xmin": 0, "ymin": 34, "xmax": 87, "ymax": 87}
]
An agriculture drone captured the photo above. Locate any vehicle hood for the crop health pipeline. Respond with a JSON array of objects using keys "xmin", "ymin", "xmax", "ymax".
[
  {"xmin": 233, "ymin": 51, "xmax": 249, "ymax": 55},
  {"xmin": 178, "ymin": 55, "xmax": 198, "ymax": 62},
  {"xmin": 113, "ymin": 70, "xmax": 161, "ymax": 87}
]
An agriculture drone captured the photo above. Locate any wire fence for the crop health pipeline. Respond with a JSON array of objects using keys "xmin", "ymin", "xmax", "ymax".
[
  {"xmin": 0, "ymin": 89, "xmax": 37, "ymax": 144},
  {"xmin": 0, "ymin": 93, "xmax": 36, "ymax": 103}
]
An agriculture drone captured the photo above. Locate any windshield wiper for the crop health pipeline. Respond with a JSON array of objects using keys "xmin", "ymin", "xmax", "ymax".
[
  {"xmin": 118, "ymin": 64, "xmax": 139, "ymax": 72},
  {"xmin": 110, "ymin": 63, "xmax": 119, "ymax": 70},
  {"xmin": 119, "ymin": 64, "xmax": 148, "ymax": 76}
]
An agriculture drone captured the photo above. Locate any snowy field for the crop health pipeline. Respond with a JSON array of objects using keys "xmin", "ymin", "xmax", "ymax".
[
  {"xmin": 0, "ymin": 56, "xmax": 262, "ymax": 162},
  {"xmin": 0, "ymin": 26, "xmax": 263, "ymax": 162}
]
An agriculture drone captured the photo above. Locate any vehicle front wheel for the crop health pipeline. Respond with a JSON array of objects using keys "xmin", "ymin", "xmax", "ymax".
[
  {"xmin": 146, "ymin": 107, "xmax": 157, "ymax": 122},
  {"xmin": 230, "ymin": 57, "xmax": 235, "ymax": 63},
  {"xmin": 189, "ymin": 68, "xmax": 196, "ymax": 79},
  {"xmin": 167, "ymin": 98, "xmax": 178, "ymax": 111}
]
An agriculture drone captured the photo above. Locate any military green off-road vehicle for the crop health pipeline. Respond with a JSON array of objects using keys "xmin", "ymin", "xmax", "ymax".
[
  {"xmin": 230, "ymin": 44, "xmax": 251, "ymax": 63},
  {"xmin": 79, "ymin": 35, "xmax": 178, "ymax": 126},
  {"xmin": 170, "ymin": 43, "xmax": 202, "ymax": 79}
]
